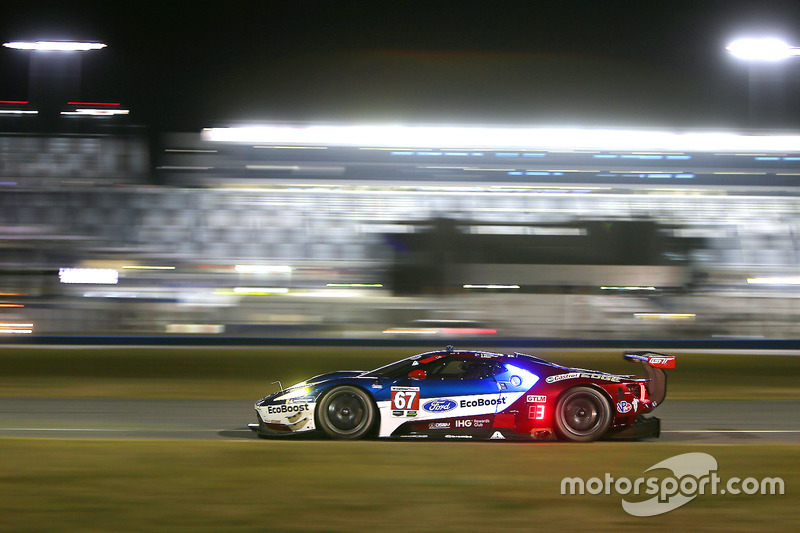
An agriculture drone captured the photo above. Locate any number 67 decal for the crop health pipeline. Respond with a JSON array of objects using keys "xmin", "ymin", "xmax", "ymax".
[{"xmin": 391, "ymin": 387, "xmax": 420, "ymax": 411}]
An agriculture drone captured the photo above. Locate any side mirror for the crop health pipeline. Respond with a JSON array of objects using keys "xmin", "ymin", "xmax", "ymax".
[{"xmin": 408, "ymin": 369, "xmax": 427, "ymax": 380}]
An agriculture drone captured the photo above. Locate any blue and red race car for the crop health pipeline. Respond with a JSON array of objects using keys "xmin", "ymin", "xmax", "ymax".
[{"xmin": 249, "ymin": 346, "xmax": 676, "ymax": 442}]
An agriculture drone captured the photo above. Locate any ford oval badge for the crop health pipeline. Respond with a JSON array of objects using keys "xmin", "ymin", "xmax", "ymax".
[{"xmin": 422, "ymin": 399, "xmax": 457, "ymax": 412}]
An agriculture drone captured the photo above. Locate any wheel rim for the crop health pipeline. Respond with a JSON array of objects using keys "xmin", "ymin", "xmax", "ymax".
[
  {"xmin": 561, "ymin": 395, "xmax": 603, "ymax": 436},
  {"xmin": 326, "ymin": 391, "xmax": 366, "ymax": 433}
]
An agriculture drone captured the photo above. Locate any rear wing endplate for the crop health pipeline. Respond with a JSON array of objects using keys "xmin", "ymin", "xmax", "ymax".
[{"xmin": 623, "ymin": 351, "xmax": 676, "ymax": 405}]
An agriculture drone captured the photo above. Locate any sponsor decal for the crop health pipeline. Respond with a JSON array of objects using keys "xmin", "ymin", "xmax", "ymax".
[
  {"xmin": 406, "ymin": 411, "xmax": 417, "ymax": 417},
  {"xmin": 429, "ymin": 422, "xmax": 451, "ymax": 429},
  {"xmin": 648, "ymin": 355, "xmax": 677, "ymax": 369},
  {"xmin": 490, "ymin": 431, "xmax": 506, "ymax": 440},
  {"xmin": 632, "ymin": 398, "xmax": 639, "ymax": 412},
  {"xmin": 546, "ymin": 372, "xmax": 580, "ymax": 383},
  {"xmin": 546, "ymin": 372, "xmax": 621, "ymax": 384},
  {"xmin": 459, "ymin": 397, "xmax": 507, "ymax": 408},
  {"xmin": 266, "ymin": 404, "xmax": 310, "ymax": 415},
  {"xmin": 453, "ymin": 418, "xmax": 493, "ymax": 428},
  {"xmin": 445, "ymin": 434, "xmax": 473, "ymax": 439},
  {"xmin": 422, "ymin": 398, "xmax": 458, "ymax": 413},
  {"xmin": 616, "ymin": 401, "xmax": 633, "ymax": 414},
  {"xmin": 472, "ymin": 418, "xmax": 492, "ymax": 428},
  {"xmin": 392, "ymin": 387, "xmax": 420, "ymax": 413},
  {"xmin": 527, "ymin": 395, "xmax": 547, "ymax": 403}
]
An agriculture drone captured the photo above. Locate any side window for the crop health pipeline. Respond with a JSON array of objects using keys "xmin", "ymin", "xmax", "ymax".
[
  {"xmin": 421, "ymin": 358, "xmax": 503, "ymax": 380},
  {"xmin": 420, "ymin": 358, "xmax": 464, "ymax": 379},
  {"xmin": 459, "ymin": 360, "xmax": 502, "ymax": 380}
]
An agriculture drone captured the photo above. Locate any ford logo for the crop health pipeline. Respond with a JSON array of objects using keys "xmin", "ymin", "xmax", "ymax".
[{"xmin": 423, "ymin": 399, "xmax": 457, "ymax": 412}]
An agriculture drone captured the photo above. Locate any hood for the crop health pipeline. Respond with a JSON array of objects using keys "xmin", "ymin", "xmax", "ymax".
[{"xmin": 307, "ymin": 370, "xmax": 366, "ymax": 384}]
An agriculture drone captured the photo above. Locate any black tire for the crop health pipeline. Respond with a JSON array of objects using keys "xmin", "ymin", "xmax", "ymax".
[
  {"xmin": 554, "ymin": 386, "xmax": 612, "ymax": 442},
  {"xmin": 316, "ymin": 386, "xmax": 376, "ymax": 440}
]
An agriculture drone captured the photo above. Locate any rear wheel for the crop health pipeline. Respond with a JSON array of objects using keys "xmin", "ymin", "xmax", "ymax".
[
  {"xmin": 317, "ymin": 386, "xmax": 376, "ymax": 440},
  {"xmin": 554, "ymin": 386, "xmax": 612, "ymax": 442}
]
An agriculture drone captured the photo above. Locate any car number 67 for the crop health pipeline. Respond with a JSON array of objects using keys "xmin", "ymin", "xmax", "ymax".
[{"xmin": 391, "ymin": 388, "xmax": 420, "ymax": 410}]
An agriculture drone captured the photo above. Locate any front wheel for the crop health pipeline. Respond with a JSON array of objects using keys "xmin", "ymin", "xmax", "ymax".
[
  {"xmin": 554, "ymin": 386, "xmax": 612, "ymax": 442},
  {"xmin": 317, "ymin": 386, "xmax": 376, "ymax": 440}
]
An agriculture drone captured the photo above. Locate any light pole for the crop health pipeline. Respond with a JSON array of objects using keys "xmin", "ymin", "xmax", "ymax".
[{"xmin": 726, "ymin": 38, "xmax": 800, "ymax": 126}]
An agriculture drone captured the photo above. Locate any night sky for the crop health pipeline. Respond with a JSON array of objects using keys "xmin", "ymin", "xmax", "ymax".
[{"xmin": 3, "ymin": 1, "xmax": 800, "ymax": 132}]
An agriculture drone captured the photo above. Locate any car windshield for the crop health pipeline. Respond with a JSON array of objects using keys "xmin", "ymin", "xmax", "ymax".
[
  {"xmin": 362, "ymin": 356, "xmax": 420, "ymax": 378},
  {"xmin": 362, "ymin": 352, "xmax": 508, "ymax": 380}
]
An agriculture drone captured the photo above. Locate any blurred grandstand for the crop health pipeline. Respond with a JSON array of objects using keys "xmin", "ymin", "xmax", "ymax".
[{"xmin": 2, "ymin": 124, "xmax": 800, "ymax": 339}]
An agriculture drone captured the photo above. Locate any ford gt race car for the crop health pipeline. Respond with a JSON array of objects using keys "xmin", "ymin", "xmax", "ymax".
[{"xmin": 248, "ymin": 346, "xmax": 676, "ymax": 442}]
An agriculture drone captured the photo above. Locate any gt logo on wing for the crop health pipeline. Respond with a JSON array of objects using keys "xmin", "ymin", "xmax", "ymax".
[{"xmin": 647, "ymin": 356, "xmax": 677, "ymax": 369}]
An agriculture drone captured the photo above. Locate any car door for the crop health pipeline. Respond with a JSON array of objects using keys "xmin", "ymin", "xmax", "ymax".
[{"xmin": 408, "ymin": 357, "xmax": 503, "ymax": 423}]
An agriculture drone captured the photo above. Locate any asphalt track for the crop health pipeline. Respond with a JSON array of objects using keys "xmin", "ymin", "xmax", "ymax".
[{"xmin": 1, "ymin": 399, "xmax": 799, "ymax": 443}]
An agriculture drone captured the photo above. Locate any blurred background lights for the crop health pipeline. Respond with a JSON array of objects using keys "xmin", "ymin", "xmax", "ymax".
[
  {"xmin": 203, "ymin": 125, "xmax": 800, "ymax": 153},
  {"xmin": 0, "ymin": 323, "xmax": 33, "ymax": 334},
  {"xmin": 3, "ymin": 41, "xmax": 107, "ymax": 52},
  {"xmin": 58, "ymin": 268, "xmax": 119, "ymax": 285},
  {"xmin": 234, "ymin": 265, "xmax": 292, "ymax": 274},
  {"xmin": 747, "ymin": 276, "xmax": 800, "ymax": 285},
  {"xmin": 726, "ymin": 37, "xmax": 800, "ymax": 61}
]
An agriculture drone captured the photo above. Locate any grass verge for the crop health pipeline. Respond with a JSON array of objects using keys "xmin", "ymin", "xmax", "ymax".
[{"xmin": 0, "ymin": 438, "xmax": 796, "ymax": 532}]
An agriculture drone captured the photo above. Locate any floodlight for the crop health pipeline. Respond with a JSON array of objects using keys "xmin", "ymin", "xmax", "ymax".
[
  {"xmin": 725, "ymin": 38, "xmax": 800, "ymax": 61},
  {"xmin": 3, "ymin": 41, "xmax": 107, "ymax": 52}
]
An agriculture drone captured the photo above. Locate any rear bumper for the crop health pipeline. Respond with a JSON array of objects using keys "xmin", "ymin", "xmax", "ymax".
[{"xmin": 604, "ymin": 415, "xmax": 660, "ymax": 440}]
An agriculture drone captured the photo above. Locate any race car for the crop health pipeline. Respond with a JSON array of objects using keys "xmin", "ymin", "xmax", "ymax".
[{"xmin": 248, "ymin": 346, "xmax": 676, "ymax": 442}]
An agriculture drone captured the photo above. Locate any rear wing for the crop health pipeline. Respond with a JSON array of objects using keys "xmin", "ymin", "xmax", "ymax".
[
  {"xmin": 623, "ymin": 351, "xmax": 676, "ymax": 405},
  {"xmin": 623, "ymin": 351, "xmax": 676, "ymax": 369}
]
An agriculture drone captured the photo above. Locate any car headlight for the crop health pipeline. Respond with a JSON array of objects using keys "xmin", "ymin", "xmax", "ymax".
[{"xmin": 275, "ymin": 387, "xmax": 312, "ymax": 402}]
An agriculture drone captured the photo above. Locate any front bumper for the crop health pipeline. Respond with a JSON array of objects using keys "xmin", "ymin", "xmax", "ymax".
[
  {"xmin": 251, "ymin": 401, "xmax": 317, "ymax": 437},
  {"xmin": 249, "ymin": 419, "xmax": 302, "ymax": 438}
]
